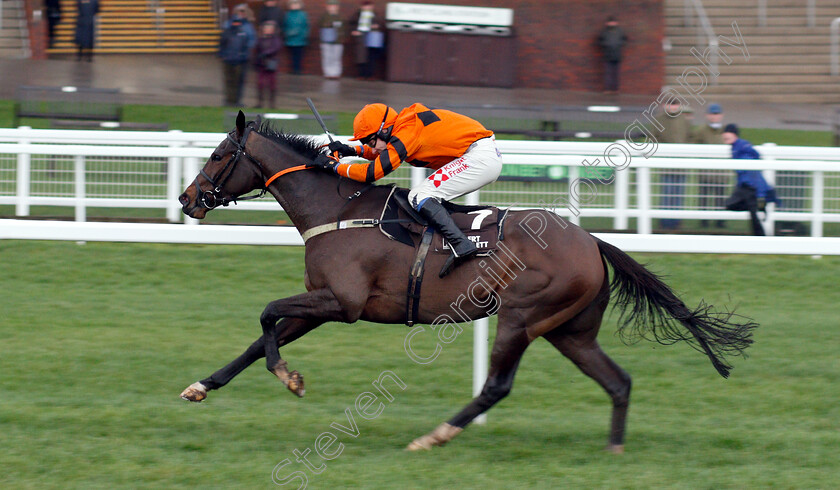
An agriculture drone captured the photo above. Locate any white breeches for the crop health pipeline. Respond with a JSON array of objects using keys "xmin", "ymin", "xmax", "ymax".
[{"xmin": 408, "ymin": 136, "xmax": 503, "ymax": 209}]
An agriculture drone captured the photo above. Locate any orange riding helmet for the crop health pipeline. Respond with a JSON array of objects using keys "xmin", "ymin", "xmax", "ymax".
[{"xmin": 349, "ymin": 103, "xmax": 398, "ymax": 142}]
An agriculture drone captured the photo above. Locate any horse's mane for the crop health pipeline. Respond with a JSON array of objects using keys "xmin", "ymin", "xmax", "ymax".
[{"xmin": 255, "ymin": 121, "xmax": 325, "ymax": 161}]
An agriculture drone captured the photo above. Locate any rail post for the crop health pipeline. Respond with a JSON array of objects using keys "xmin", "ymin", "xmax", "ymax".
[
  {"xmin": 762, "ymin": 169, "xmax": 776, "ymax": 236},
  {"xmin": 183, "ymin": 157, "xmax": 199, "ymax": 225},
  {"xmin": 811, "ymin": 171, "xmax": 824, "ymax": 238},
  {"xmin": 15, "ymin": 129, "xmax": 31, "ymax": 217},
  {"xmin": 637, "ymin": 167, "xmax": 652, "ymax": 234},
  {"xmin": 614, "ymin": 162, "xmax": 630, "ymax": 230},
  {"xmin": 166, "ymin": 130, "xmax": 184, "ymax": 222},
  {"xmin": 74, "ymin": 155, "xmax": 86, "ymax": 222},
  {"xmin": 567, "ymin": 166, "xmax": 581, "ymax": 227},
  {"xmin": 831, "ymin": 18, "xmax": 840, "ymax": 76},
  {"xmin": 761, "ymin": 143, "xmax": 776, "ymax": 236},
  {"xmin": 472, "ymin": 317, "xmax": 488, "ymax": 425},
  {"xmin": 464, "ymin": 189, "xmax": 488, "ymax": 424}
]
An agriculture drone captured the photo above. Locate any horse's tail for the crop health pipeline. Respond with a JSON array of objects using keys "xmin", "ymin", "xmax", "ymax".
[{"xmin": 594, "ymin": 237, "xmax": 757, "ymax": 378}]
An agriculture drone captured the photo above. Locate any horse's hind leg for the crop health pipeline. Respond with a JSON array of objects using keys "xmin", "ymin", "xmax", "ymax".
[
  {"xmin": 543, "ymin": 301, "xmax": 632, "ymax": 453},
  {"xmin": 407, "ymin": 319, "xmax": 531, "ymax": 451},
  {"xmin": 180, "ymin": 317, "xmax": 322, "ymax": 402}
]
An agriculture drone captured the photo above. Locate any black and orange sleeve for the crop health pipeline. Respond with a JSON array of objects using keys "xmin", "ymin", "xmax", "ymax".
[{"xmin": 334, "ymin": 137, "xmax": 409, "ymax": 183}]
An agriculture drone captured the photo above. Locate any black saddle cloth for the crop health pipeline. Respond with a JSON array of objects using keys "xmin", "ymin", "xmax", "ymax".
[{"xmin": 379, "ymin": 187, "xmax": 507, "ymax": 253}]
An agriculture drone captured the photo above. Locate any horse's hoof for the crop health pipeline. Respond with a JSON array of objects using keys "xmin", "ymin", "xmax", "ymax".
[
  {"xmin": 606, "ymin": 444, "xmax": 625, "ymax": 454},
  {"xmin": 180, "ymin": 382, "xmax": 208, "ymax": 402},
  {"xmin": 406, "ymin": 423, "xmax": 463, "ymax": 451},
  {"xmin": 287, "ymin": 370, "xmax": 305, "ymax": 398},
  {"xmin": 406, "ymin": 438, "xmax": 432, "ymax": 451}
]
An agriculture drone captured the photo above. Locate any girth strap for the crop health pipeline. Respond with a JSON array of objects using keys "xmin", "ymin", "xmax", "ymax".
[
  {"xmin": 406, "ymin": 226, "xmax": 435, "ymax": 327},
  {"xmin": 300, "ymin": 217, "xmax": 413, "ymax": 243},
  {"xmin": 300, "ymin": 219, "xmax": 380, "ymax": 243}
]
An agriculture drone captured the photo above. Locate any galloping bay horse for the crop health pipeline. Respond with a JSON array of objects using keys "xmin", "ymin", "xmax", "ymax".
[{"xmin": 177, "ymin": 112, "xmax": 756, "ymax": 452}]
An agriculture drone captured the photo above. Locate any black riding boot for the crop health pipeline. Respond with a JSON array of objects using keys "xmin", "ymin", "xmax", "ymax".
[{"xmin": 418, "ymin": 199, "xmax": 478, "ymax": 277}]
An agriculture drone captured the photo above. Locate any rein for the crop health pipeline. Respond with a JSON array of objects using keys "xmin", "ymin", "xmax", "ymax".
[
  {"xmin": 197, "ymin": 126, "xmax": 312, "ymax": 210},
  {"xmin": 197, "ymin": 125, "xmax": 382, "ymax": 243},
  {"xmin": 264, "ymin": 165, "xmax": 309, "ymax": 188}
]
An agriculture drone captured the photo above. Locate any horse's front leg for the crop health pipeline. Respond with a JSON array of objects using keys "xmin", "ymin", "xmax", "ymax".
[
  {"xmin": 260, "ymin": 288, "xmax": 345, "ymax": 395},
  {"xmin": 180, "ymin": 317, "xmax": 322, "ymax": 402}
]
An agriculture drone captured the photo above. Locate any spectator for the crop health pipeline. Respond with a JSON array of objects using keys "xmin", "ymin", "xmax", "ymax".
[
  {"xmin": 597, "ymin": 16, "xmax": 627, "ymax": 94},
  {"xmin": 722, "ymin": 124, "xmax": 781, "ymax": 236},
  {"xmin": 45, "ymin": 0, "xmax": 62, "ymax": 49},
  {"xmin": 258, "ymin": 0, "xmax": 284, "ymax": 29},
  {"xmin": 283, "ymin": 0, "xmax": 310, "ymax": 75},
  {"xmin": 219, "ymin": 4, "xmax": 257, "ymax": 106},
  {"xmin": 254, "ymin": 21, "xmax": 282, "ymax": 108},
  {"xmin": 351, "ymin": 0, "xmax": 384, "ymax": 80},
  {"xmin": 319, "ymin": 0, "xmax": 346, "ymax": 79},
  {"xmin": 74, "ymin": 0, "xmax": 99, "ymax": 62},
  {"xmin": 691, "ymin": 102, "xmax": 728, "ymax": 228},
  {"xmin": 651, "ymin": 98, "xmax": 692, "ymax": 231}
]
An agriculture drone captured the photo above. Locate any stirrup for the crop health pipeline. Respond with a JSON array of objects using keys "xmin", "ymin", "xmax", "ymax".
[{"xmin": 439, "ymin": 248, "xmax": 478, "ymax": 278}]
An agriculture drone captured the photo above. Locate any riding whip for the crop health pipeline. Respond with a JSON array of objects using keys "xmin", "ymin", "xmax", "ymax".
[{"xmin": 305, "ymin": 97, "xmax": 334, "ymax": 143}]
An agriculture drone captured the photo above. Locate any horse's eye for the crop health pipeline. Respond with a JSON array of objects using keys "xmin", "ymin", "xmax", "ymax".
[{"xmin": 211, "ymin": 154, "xmax": 222, "ymax": 161}]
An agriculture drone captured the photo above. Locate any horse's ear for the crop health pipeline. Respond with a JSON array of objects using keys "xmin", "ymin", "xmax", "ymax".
[
  {"xmin": 253, "ymin": 114, "xmax": 262, "ymax": 128},
  {"xmin": 236, "ymin": 110, "xmax": 246, "ymax": 137}
]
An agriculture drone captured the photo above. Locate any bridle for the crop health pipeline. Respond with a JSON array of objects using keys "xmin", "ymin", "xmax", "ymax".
[{"xmin": 196, "ymin": 125, "xmax": 309, "ymax": 209}]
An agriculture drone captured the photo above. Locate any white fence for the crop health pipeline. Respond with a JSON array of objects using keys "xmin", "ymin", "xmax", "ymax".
[
  {"xmin": 2, "ymin": 127, "xmax": 840, "ymax": 237},
  {"xmin": 5, "ymin": 219, "xmax": 840, "ymax": 256}
]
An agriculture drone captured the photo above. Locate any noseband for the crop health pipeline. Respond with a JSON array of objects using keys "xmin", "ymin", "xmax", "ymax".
[{"xmin": 196, "ymin": 126, "xmax": 309, "ymax": 210}]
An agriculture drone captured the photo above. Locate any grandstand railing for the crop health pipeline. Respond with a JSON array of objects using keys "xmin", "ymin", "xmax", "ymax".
[
  {"xmin": 1, "ymin": 128, "xmax": 840, "ymax": 237},
  {"xmin": 683, "ymin": 0, "xmax": 718, "ymax": 83}
]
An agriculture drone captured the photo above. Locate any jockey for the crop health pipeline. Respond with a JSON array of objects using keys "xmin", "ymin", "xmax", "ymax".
[{"xmin": 310, "ymin": 103, "xmax": 503, "ymax": 277}]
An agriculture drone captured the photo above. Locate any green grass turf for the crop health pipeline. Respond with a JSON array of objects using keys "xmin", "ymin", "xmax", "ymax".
[
  {"xmin": 1, "ymin": 240, "xmax": 837, "ymax": 488},
  {"xmin": 1, "ymin": 99, "xmax": 835, "ymax": 147}
]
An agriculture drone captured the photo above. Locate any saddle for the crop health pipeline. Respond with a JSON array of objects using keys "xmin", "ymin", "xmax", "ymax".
[
  {"xmin": 376, "ymin": 186, "xmax": 509, "ymax": 327},
  {"xmin": 378, "ymin": 186, "xmax": 508, "ymax": 254}
]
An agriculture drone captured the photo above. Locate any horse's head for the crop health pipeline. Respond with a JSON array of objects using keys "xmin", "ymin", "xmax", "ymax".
[{"xmin": 179, "ymin": 111, "xmax": 267, "ymax": 219}]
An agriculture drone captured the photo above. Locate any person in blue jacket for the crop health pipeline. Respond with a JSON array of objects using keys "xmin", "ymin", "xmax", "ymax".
[
  {"xmin": 219, "ymin": 4, "xmax": 257, "ymax": 106},
  {"xmin": 722, "ymin": 124, "xmax": 780, "ymax": 236},
  {"xmin": 283, "ymin": 0, "xmax": 311, "ymax": 74}
]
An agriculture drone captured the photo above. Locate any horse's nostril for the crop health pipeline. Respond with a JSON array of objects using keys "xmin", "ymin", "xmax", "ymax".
[{"xmin": 179, "ymin": 193, "xmax": 189, "ymax": 206}]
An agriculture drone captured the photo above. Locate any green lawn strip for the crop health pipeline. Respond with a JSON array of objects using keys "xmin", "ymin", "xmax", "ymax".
[
  {"xmin": 1, "ymin": 241, "xmax": 837, "ymax": 487},
  {"xmin": 1, "ymin": 99, "xmax": 834, "ymax": 147}
]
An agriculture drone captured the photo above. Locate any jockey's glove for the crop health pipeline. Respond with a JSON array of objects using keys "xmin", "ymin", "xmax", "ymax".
[
  {"xmin": 308, "ymin": 153, "xmax": 339, "ymax": 172},
  {"xmin": 328, "ymin": 141, "xmax": 357, "ymax": 157}
]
